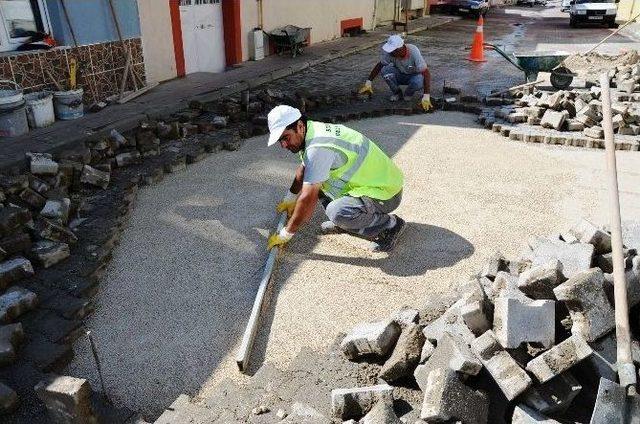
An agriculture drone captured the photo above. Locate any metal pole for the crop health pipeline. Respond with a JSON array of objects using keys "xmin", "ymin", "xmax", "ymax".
[
  {"xmin": 600, "ymin": 73, "xmax": 637, "ymax": 391},
  {"xmin": 86, "ymin": 330, "xmax": 110, "ymax": 402}
]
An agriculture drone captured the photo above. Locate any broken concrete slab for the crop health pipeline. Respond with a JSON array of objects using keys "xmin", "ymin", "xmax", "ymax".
[
  {"xmin": 471, "ymin": 330, "xmax": 532, "ymax": 400},
  {"xmin": 379, "ymin": 323, "xmax": 425, "ymax": 383},
  {"xmin": 517, "ymin": 259, "xmax": 565, "ymax": 300},
  {"xmin": 35, "ymin": 375, "xmax": 98, "ymax": 424},
  {"xmin": 553, "ymin": 268, "xmax": 615, "ymax": 342},
  {"xmin": 414, "ymin": 331, "xmax": 482, "ymax": 390},
  {"xmin": 341, "ymin": 320, "xmax": 401, "ymax": 360},
  {"xmin": 525, "ymin": 335, "xmax": 592, "ymax": 383},
  {"xmin": 420, "ymin": 367, "xmax": 489, "ymax": 424},
  {"xmin": 331, "ymin": 385, "xmax": 394, "ymax": 420},
  {"xmin": 493, "ymin": 297, "xmax": 555, "ymax": 349},
  {"xmin": 0, "ymin": 323, "xmax": 24, "ymax": 366},
  {"xmin": 522, "ymin": 372, "xmax": 581, "ymax": 415},
  {"xmin": 0, "ymin": 286, "xmax": 37, "ymax": 323}
]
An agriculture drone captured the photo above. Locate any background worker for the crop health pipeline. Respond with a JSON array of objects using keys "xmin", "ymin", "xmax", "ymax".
[
  {"xmin": 266, "ymin": 105, "xmax": 406, "ymax": 252},
  {"xmin": 359, "ymin": 34, "xmax": 433, "ymax": 111}
]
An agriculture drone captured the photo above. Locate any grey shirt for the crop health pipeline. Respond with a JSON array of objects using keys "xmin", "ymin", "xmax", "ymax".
[
  {"xmin": 302, "ymin": 146, "xmax": 347, "ymax": 185},
  {"xmin": 380, "ymin": 43, "xmax": 427, "ymax": 75}
]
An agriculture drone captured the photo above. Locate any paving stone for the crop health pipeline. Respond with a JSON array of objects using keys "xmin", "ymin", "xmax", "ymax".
[
  {"xmin": 32, "ymin": 217, "xmax": 78, "ymax": 245},
  {"xmin": 517, "ymin": 259, "xmax": 565, "ymax": 300},
  {"xmin": 553, "ymin": 268, "xmax": 615, "ymax": 342},
  {"xmin": 525, "ymin": 335, "xmax": 592, "ymax": 383},
  {"xmin": 422, "ymin": 299, "xmax": 475, "ymax": 344},
  {"xmin": 512, "ymin": 405, "xmax": 560, "ymax": 423},
  {"xmin": 493, "ymin": 297, "xmax": 555, "ymax": 349},
  {"xmin": 18, "ymin": 187, "xmax": 46, "ymax": 210},
  {"xmin": 0, "ymin": 206, "xmax": 32, "ymax": 237},
  {"xmin": 480, "ymin": 251, "xmax": 509, "ymax": 280},
  {"xmin": 340, "ymin": 320, "xmax": 401, "ymax": 360},
  {"xmin": 420, "ymin": 367, "xmax": 489, "ymax": 424},
  {"xmin": 415, "ymin": 331, "xmax": 482, "ymax": 390},
  {"xmin": 486, "ymin": 271, "xmax": 529, "ymax": 302},
  {"xmin": 29, "ymin": 240, "xmax": 70, "ymax": 269},
  {"xmin": 568, "ymin": 219, "xmax": 611, "ymax": 254},
  {"xmin": 0, "ymin": 286, "xmax": 37, "ymax": 323},
  {"xmin": 331, "ymin": 385, "xmax": 394, "ymax": 420},
  {"xmin": 530, "ymin": 239, "xmax": 594, "ymax": 279},
  {"xmin": 0, "ymin": 381, "xmax": 18, "ymax": 414},
  {"xmin": 584, "ymin": 126, "xmax": 604, "ymax": 139},
  {"xmin": 0, "ymin": 257, "xmax": 34, "ymax": 289},
  {"xmin": 540, "ymin": 110, "xmax": 566, "ymax": 130},
  {"xmin": 28, "ymin": 153, "xmax": 59, "ymax": 176},
  {"xmin": 522, "ymin": 372, "xmax": 581, "ymax": 415},
  {"xmin": 566, "ymin": 119, "xmax": 585, "ymax": 131},
  {"xmin": 589, "ymin": 378, "xmax": 627, "ymax": 424},
  {"xmin": 419, "ymin": 339, "xmax": 435, "ymax": 364},
  {"xmin": 35, "ymin": 375, "xmax": 97, "ymax": 424},
  {"xmin": 115, "ymin": 151, "xmax": 141, "ymax": 168},
  {"xmin": 164, "ymin": 156, "xmax": 187, "ymax": 173},
  {"xmin": 40, "ymin": 198, "xmax": 71, "ymax": 224},
  {"xmin": 0, "ymin": 323, "xmax": 23, "ymax": 366},
  {"xmin": 471, "ymin": 330, "xmax": 532, "ymax": 400},
  {"xmin": 460, "ymin": 299, "xmax": 491, "ymax": 336},
  {"xmin": 390, "ymin": 306, "xmax": 419, "ymax": 329},
  {"xmin": 379, "ymin": 323, "xmax": 425, "ymax": 383},
  {"xmin": 359, "ymin": 400, "xmax": 401, "ymax": 424},
  {"xmin": 80, "ymin": 165, "xmax": 110, "ymax": 189}
]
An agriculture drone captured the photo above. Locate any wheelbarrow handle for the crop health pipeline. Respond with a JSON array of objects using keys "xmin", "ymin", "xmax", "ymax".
[{"xmin": 484, "ymin": 42, "xmax": 525, "ymax": 72}]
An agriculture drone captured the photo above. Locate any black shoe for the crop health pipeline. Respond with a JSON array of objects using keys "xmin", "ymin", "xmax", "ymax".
[{"xmin": 372, "ymin": 215, "xmax": 406, "ymax": 252}]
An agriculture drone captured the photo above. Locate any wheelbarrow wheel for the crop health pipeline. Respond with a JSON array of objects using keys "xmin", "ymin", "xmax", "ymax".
[{"xmin": 550, "ymin": 67, "xmax": 573, "ymax": 90}]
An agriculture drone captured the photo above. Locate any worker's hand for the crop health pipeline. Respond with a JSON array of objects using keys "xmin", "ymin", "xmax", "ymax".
[
  {"xmin": 267, "ymin": 227, "xmax": 294, "ymax": 250},
  {"xmin": 421, "ymin": 94, "xmax": 433, "ymax": 112},
  {"xmin": 276, "ymin": 191, "xmax": 297, "ymax": 217},
  {"xmin": 358, "ymin": 80, "xmax": 374, "ymax": 95}
]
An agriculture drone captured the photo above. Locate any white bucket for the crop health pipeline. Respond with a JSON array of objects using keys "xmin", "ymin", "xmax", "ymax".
[
  {"xmin": 25, "ymin": 91, "xmax": 55, "ymax": 129},
  {"xmin": 54, "ymin": 88, "xmax": 84, "ymax": 120},
  {"xmin": 0, "ymin": 81, "xmax": 28, "ymax": 137}
]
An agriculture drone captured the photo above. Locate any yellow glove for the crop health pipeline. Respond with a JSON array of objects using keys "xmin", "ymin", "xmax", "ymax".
[
  {"xmin": 358, "ymin": 80, "xmax": 373, "ymax": 95},
  {"xmin": 421, "ymin": 94, "xmax": 433, "ymax": 111},
  {"xmin": 267, "ymin": 228, "xmax": 294, "ymax": 250},
  {"xmin": 276, "ymin": 192, "xmax": 297, "ymax": 216}
]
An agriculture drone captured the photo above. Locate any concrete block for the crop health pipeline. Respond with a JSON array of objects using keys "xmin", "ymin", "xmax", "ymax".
[
  {"xmin": 480, "ymin": 252, "xmax": 509, "ymax": 280},
  {"xmin": 522, "ymin": 372, "xmax": 581, "ymax": 415},
  {"xmin": 612, "ymin": 113, "xmax": 625, "ymax": 130},
  {"xmin": 489, "ymin": 271, "xmax": 529, "ymax": 302},
  {"xmin": 422, "ymin": 299, "xmax": 475, "ymax": 344},
  {"xmin": 19, "ymin": 187, "xmax": 46, "ymax": 210},
  {"xmin": 35, "ymin": 376, "xmax": 97, "ymax": 424},
  {"xmin": 0, "ymin": 257, "xmax": 34, "ymax": 290},
  {"xmin": 40, "ymin": 198, "xmax": 71, "ymax": 224},
  {"xmin": 493, "ymin": 297, "xmax": 555, "ymax": 349},
  {"xmin": 530, "ymin": 239, "xmax": 594, "ymax": 279},
  {"xmin": 415, "ymin": 332, "xmax": 482, "ymax": 390},
  {"xmin": 359, "ymin": 401, "xmax": 401, "ymax": 424},
  {"xmin": 525, "ymin": 335, "xmax": 592, "ymax": 383},
  {"xmin": 584, "ymin": 126, "xmax": 604, "ymax": 139},
  {"xmin": 540, "ymin": 110, "xmax": 566, "ymax": 130},
  {"xmin": 0, "ymin": 323, "xmax": 24, "ymax": 366},
  {"xmin": 589, "ymin": 378, "xmax": 627, "ymax": 424},
  {"xmin": 29, "ymin": 240, "xmax": 70, "ymax": 269},
  {"xmin": 0, "ymin": 287, "xmax": 37, "ymax": 323},
  {"xmin": 569, "ymin": 219, "xmax": 611, "ymax": 254},
  {"xmin": 341, "ymin": 320, "xmax": 401, "ymax": 360},
  {"xmin": 553, "ymin": 268, "xmax": 614, "ymax": 341},
  {"xmin": 512, "ymin": 405, "xmax": 560, "ymax": 423},
  {"xmin": 0, "ymin": 382, "xmax": 18, "ymax": 414},
  {"xmin": 566, "ymin": 120, "xmax": 585, "ymax": 131},
  {"xmin": 0, "ymin": 207, "xmax": 32, "ymax": 237},
  {"xmin": 115, "ymin": 151, "xmax": 141, "ymax": 167},
  {"xmin": 517, "ymin": 259, "xmax": 565, "ymax": 300},
  {"xmin": 28, "ymin": 153, "xmax": 59, "ymax": 175},
  {"xmin": 331, "ymin": 385, "xmax": 394, "ymax": 420},
  {"xmin": 618, "ymin": 79, "xmax": 636, "ymax": 94},
  {"xmin": 419, "ymin": 339, "xmax": 435, "ymax": 364},
  {"xmin": 379, "ymin": 323, "xmax": 425, "ymax": 383},
  {"xmin": 471, "ymin": 330, "xmax": 532, "ymax": 400},
  {"xmin": 390, "ymin": 307, "xmax": 419, "ymax": 329},
  {"xmin": 461, "ymin": 300, "xmax": 491, "ymax": 336},
  {"xmin": 80, "ymin": 165, "xmax": 110, "ymax": 189},
  {"xmin": 420, "ymin": 368, "xmax": 489, "ymax": 423}
]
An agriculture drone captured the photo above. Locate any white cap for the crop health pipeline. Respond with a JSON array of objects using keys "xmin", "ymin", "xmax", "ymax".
[
  {"xmin": 382, "ymin": 34, "xmax": 404, "ymax": 53},
  {"xmin": 267, "ymin": 105, "xmax": 302, "ymax": 146}
]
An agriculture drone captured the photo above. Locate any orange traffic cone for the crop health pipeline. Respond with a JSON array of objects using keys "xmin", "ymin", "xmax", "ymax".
[{"xmin": 468, "ymin": 15, "xmax": 486, "ymax": 62}]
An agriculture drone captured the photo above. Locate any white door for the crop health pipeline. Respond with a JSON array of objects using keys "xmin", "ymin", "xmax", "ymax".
[{"xmin": 179, "ymin": 0, "xmax": 226, "ymax": 74}]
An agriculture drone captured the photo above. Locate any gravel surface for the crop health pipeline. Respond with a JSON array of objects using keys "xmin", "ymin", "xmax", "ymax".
[{"xmin": 67, "ymin": 112, "xmax": 640, "ymax": 419}]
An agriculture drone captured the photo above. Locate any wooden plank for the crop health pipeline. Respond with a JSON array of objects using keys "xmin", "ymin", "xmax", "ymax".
[
  {"xmin": 117, "ymin": 82, "xmax": 159, "ymax": 104},
  {"xmin": 236, "ymin": 212, "xmax": 288, "ymax": 373}
]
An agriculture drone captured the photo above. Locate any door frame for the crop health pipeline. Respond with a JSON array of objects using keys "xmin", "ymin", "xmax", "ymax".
[{"xmin": 169, "ymin": 0, "xmax": 241, "ymax": 77}]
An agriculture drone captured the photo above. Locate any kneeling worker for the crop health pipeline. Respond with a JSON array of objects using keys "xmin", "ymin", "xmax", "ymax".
[{"xmin": 266, "ymin": 105, "xmax": 405, "ymax": 252}]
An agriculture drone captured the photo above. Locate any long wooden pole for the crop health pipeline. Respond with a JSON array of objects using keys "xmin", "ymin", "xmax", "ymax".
[
  {"xmin": 584, "ymin": 11, "xmax": 640, "ymax": 56},
  {"xmin": 236, "ymin": 211, "xmax": 288, "ymax": 373},
  {"xmin": 107, "ymin": 0, "xmax": 139, "ymax": 91},
  {"xmin": 600, "ymin": 73, "xmax": 637, "ymax": 391}
]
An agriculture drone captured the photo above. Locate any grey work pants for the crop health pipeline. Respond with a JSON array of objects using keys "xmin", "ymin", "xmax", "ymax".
[{"xmin": 320, "ymin": 191, "xmax": 403, "ymax": 239}]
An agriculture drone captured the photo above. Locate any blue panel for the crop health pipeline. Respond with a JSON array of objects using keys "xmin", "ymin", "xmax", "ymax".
[{"xmin": 45, "ymin": 0, "xmax": 141, "ymax": 46}]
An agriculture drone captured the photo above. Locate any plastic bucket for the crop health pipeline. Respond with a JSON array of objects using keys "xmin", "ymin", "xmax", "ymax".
[
  {"xmin": 53, "ymin": 88, "xmax": 84, "ymax": 120},
  {"xmin": 25, "ymin": 91, "xmax": 54, "ymax": 129},
  {"xmin": 0, "ymin": 88, "xmax": 28, "ymax": 137}
]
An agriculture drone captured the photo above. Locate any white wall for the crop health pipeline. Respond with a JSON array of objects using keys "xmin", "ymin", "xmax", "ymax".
[{"xmin": 137, "ymin": 0, "xmax": 177, "ymax": 83}]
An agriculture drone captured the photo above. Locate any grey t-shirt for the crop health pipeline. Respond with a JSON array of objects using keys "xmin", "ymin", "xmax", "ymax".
[
  {"xmin": 380, "ymin": 43, "xmax": 427, "ymax": 75},
  {"xmin": 302, "ymin": 146, "xmax": 347, "ymax": 185}
]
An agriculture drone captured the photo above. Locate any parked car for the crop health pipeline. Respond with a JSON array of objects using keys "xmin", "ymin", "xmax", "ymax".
[
  {"xmin": 434, "ymin": 0, "xmax": 490, "ymax": 17},
  {"xmin": 516, "ymin": 0, "xmax": 535, "ymax": 7},
  {"xmin": 561, "ymin": 0, "xmax": 572, "ymax": 11},
  {"xmin": 569, "ymin": 0, "xmax": 617, "ymax": 27}
]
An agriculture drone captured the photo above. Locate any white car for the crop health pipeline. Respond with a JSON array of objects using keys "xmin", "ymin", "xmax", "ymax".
[
  {"xmin": 569, "ymin": 0, "xmax": 617, "ymax": 27},
  {"xmin": 561, "ymin": 0, "xmax": 572, "ymax": 11}
]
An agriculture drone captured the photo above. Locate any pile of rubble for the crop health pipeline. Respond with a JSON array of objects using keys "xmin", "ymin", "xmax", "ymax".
[
  {"xmin": 333, "ymin": 218, "xmax": 640, "ymax": 423},
  {"xmin": 479, "ymin": 59, "xmax": 640, "ymax": 152}
]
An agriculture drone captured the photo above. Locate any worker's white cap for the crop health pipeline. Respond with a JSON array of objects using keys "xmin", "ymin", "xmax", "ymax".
[
  {"xmin": 382, "ymin": 34, "xmax": 404, "ymax": 53},
  {"xmin": 267, "ymin": 105, "xmax": 302, "ymax": 146}
]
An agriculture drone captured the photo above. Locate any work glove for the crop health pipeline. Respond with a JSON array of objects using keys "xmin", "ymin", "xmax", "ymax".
[
  {"xmin": 267, "ymin": 227, "xmax": 295, "ymax": 250},
  {"xmin": 358, "ymin": 80, "xmax": 374, "ymax": 95},
  {"xmin": 276, "ymin": 191, "xmax": 297, "ymax": 217},
  {"xmin": 421, "ymin": 94, "xmax": 433, "ymax": 112}
]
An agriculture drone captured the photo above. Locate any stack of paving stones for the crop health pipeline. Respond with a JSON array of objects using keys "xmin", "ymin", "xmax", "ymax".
[{"xmin": 478, "ymin": 60, "xmax": 640, "ymax": 152}]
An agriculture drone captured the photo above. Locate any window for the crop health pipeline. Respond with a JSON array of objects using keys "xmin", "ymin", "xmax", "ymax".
[{"xmin": 0, "ymin": 0, "xmax": 50, "ymax": 52}]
